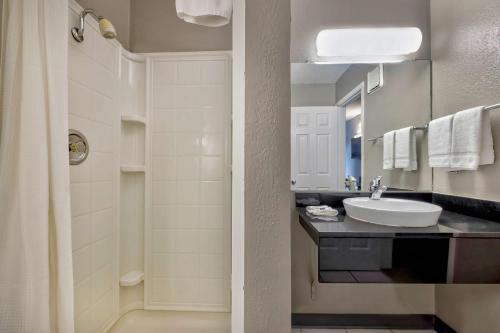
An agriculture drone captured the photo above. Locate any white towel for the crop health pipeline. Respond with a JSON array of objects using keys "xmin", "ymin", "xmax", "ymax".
[
  {"xmin": 306, "ymin": 205, "xmax": 339, "ymax": 217},
  {"xmin": 383, "ymin": 131, "xmax": 395, "ymax": 170},
  {"xmin": 451, "ymin": 106, "xmax": 494, "ymax": 170},
  {"xmin": 394, "ymin": 127, "xmax": 418, "ymax": 171},
  {"xmin": 428, "ymin": 115, "xmax": 454, "ymax": 168},
  {"xmin": 176, "ymin": 0, "xmax": 232, "ymax": 27}
]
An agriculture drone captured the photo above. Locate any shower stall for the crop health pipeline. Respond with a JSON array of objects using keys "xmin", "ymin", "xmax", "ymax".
[{"xmin": 67, "ymin": 1, "xmax": 231, "ymax": 332}]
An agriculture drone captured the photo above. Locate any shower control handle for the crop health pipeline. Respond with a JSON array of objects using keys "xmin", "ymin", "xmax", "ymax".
[{"xmin": 68, "ymin": 129, "xmax": 89, "ymax": 165}]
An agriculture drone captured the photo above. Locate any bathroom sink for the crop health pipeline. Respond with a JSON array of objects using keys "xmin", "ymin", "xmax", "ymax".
[{"xmin": 343, "ymin": 197, "xmax": 442, "ymax": 227}]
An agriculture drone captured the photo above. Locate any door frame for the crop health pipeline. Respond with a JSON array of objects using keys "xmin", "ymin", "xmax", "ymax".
[{"xmin": 336, "ymin": 82, "xmax": 365, "ymax": 190}]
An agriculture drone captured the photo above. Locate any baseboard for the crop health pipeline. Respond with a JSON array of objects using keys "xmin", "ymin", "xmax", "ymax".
[{"xmin": 291, "ymin": 313, "xmax": 457, "ymax": 333}]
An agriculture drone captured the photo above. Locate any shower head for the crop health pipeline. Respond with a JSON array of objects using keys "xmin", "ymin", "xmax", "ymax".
[
  {"xmin": 71, "ymin": 9, "xmax": 117, "ymax": 43},
  {"xmin": 98, "ymin": 18, "xmax": 117, "ymax": 39}
]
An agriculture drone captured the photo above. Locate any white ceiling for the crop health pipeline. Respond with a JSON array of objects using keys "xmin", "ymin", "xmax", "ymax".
[{"xmin": 291, "ymin": 63, "xmax": 350, "ymax": 85}]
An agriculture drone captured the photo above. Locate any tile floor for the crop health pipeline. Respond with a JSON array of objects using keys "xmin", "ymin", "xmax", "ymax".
[
  {"xmin": 110, "ymin": 311, "xmax": 438, "ymax": 333},
  {"xmin": 293, "ymin": 329, "xmax": 437, "ymax": 333},
  {"xmin": 109, "ymin": 310, "xmax": 230, "ymax": 333}
]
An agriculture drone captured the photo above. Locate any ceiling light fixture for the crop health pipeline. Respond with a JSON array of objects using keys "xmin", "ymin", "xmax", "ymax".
[{"xmin": 315, "ymin": 27, "xmax": 423, "ymax": 64}]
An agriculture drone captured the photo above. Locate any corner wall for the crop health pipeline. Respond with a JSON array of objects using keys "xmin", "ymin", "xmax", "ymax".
[
  {"xmin": 244, "ymin": 0, "xmax": 292, "ymax": 332},
  {"xmin": 431, "ymin": 0, "xmax": 500, "ymax": 332}
]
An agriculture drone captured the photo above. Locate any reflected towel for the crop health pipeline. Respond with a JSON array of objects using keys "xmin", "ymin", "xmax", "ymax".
[
  {"xmin": 395, "ymin": 127, "xmax": 418, "ymax": 171},
  {"xmin": 383, "ymin": 131, "xmax": 395, "ymax": 170}
]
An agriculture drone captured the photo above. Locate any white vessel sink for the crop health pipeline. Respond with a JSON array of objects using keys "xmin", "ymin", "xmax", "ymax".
[{"xmin": 343, "ymin": 197, "xmax": 442, "ymax": 228}]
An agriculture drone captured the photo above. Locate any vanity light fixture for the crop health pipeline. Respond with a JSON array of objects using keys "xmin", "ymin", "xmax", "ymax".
[{"xmin": 315, "ymin": 27, "xmax": 422, "ymax": 64}]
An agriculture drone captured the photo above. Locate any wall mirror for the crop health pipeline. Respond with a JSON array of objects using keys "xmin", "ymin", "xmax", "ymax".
[{"xmin": 290, "ymin": 60, "xmax": 432, "ymax": 192}]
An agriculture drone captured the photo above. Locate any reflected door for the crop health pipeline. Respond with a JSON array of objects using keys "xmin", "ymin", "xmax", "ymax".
[{"xmin": 291, "ymin": 106, "xmax": 345, "ymax": 191}]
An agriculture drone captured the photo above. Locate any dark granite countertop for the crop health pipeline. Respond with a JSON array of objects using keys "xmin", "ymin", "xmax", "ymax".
[{"xmin": 296, "ymin": 193, "xmax": 500, "ymax": 244}]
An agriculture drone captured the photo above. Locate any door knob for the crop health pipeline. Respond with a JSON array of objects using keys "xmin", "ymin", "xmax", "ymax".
[{"xmin": 291, "ymin": 180, "xmax": 296, "ymax": 185}]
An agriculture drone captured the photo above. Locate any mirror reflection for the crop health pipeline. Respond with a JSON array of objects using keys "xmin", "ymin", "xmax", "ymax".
[{"xmin": 291, "ymin": 61, "xmax": 432, "ymax": 192}]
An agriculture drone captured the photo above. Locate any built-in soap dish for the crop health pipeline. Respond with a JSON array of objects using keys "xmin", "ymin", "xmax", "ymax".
[
  {"xmin": 120, "ymin": 270, "xmax": 144, "ymax": 287},
  {"xmin": 121, "ymin": 114, "xmax": 146, "ymax": 125},
  {"xmin": 121, "ymin": 165, "xmax": 146, "ymax": 173}
]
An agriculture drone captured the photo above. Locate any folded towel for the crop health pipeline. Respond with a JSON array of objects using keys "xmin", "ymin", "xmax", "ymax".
[
  {"xmin": 305, "ymin": 213, "xmax": 340, "ymax": 222},
  {"xmin": 176, "ymin": 0, "xmax": 232, "ymax": 27},
  {"xmin": 306, "ymin": 205, "xmax": 339, "ymax": 217},
  {"xmin": 451, "ymin": 106, "xmax": 494, "ymax": 170},
  {"xmin": 383, "ymin": 131, "xmax": 395, "ymax": 170},
  {"xmin": 428, "ymin": 115, "xmax": 454, "ymax": 168},
  {"xmin": 394, "ymin": 127, "xmax": 418, "ymax": 171}
]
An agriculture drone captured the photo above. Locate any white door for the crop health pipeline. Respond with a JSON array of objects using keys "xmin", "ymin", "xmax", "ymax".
[{"xmin": 291, "ymin": 106, "xmax": 345, "ymax": 191}]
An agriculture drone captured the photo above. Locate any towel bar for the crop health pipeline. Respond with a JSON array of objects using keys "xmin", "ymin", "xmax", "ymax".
[
  {"xmin": 367, "ymin": 103, "xmax": 500, "ymax": 143},
  {"xmin": 368, "ymin": 125, "xmax": 427, "ymax": 142}
]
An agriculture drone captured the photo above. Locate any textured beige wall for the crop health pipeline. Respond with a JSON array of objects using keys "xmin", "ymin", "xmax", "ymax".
[
  {"xmin": 431, "ymin": 0, "xmax": 500, "ymax": 201},
  {"xmin": 291, "ymin": 211, "xmax": 435, "ymax": 314},
  {"xmin": 244, "ymin": 0, "xmax": 292, "ymax": 331},
  {"xmin": 436, "ymin": 285, "xmax": 500, "ymax": 333},
  {"xmin": 336, "ymin": 61, "xmax": 433, "ymax": 191},
  {"xmin": 129, "ymin": 0, "xmax": 231, "ymax": 53},
  {"xmin": 76, "ymin": 0, "xmax": 131, "ymax": 48},
  {"xmin": 291, "ymin": 84, "xmax": 335, "ymax": 107},
  {"xmin": 431, "ymin": 0, "xmax": 500, "ymax": 332},
  {"xmin": 291, "ymin": 0, "xmax": 431, "ymax": 63}
]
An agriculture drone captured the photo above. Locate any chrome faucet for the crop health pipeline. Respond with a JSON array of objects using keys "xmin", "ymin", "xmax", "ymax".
[
  {"xmin": 345, "ymin": 175, "xmax": 358, "ymax": 191},
  {"xmin": 369, "ymin": 176, "xmax": 387, "ymax": 200}
]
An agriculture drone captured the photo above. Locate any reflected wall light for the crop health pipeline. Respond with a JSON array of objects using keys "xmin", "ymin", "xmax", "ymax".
[{"xmin": 315, "ymin": 27, "xmax": 422, "ymax": 64}]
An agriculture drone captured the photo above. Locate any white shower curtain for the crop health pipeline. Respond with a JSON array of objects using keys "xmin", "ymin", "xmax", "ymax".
[{"xmin": 0, "ymin": 0, "xmax": 74, "ymax": 332}]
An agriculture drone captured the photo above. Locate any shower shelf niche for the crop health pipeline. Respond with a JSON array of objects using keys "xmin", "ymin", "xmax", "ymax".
[
  {"xmin": 121, "ymin": 165, "xmax": 146, "ymax": 173},
  {"xmin": 120, "ymin": 270, "xmax": 144, "ymax": 287},
  {"xmin": 118, "ymin": 49, "xmax": 148, "ymax": 314},
  {"xmin": 121, "ymin": 114, "xmax": 146, "ymax": 125}
]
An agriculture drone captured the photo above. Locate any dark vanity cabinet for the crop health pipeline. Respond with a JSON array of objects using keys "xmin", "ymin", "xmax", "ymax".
[
  {"xmin": 312, "ymin": 232, "xmax": 500, "ymax": 284},
  {"xmin": 318, "ymin": 236, "xmax": 450, "ymax": 283},
  {"xmin": 296, "ymin": 192, "xmax": 500, "ymax": 284}
]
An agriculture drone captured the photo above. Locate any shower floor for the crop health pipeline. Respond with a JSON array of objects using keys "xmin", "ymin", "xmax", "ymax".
[{"xmin": 109, "ymin": 310, "xmax": 230, "ymax": 333}]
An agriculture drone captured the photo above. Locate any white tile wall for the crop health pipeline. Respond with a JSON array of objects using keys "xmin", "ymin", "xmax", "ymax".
[
  {"xmin": 148, "ymin": 57, "xmax": 230, "ymax": 311},
  {"xmin": 69, "ymin": 7, "xmax": 119, "ymax": 333}
]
